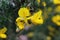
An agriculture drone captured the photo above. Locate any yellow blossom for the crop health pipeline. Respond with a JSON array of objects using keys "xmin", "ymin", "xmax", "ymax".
[
  {"xmin": 31, "ymin": 10, "xmax": 44, "ymax": 25},
  {"xmin": 55, "ymin": 5, "xmax": 60, "ymax": 12},
  {"xmin": 52, "ymin": 15, "xmax": 60, "ymax": 26},
  {"xmin": 16, "ymin": 17, "xmax": 32, "ymax": 30},
  {"xmin": 16, "ymin": 17, "xmax": 25, "ymax": 30},
  {"xmin": 53, "ymin": 0, "xmax": 60, "ymax": 5},
  {"xmin": 18, "ymin": 7, "xmax": 31, "ymax": 19},
  {"xmin": 16, "ymin": 7, "xmax": 32, "ymax": 30},
  {"xmin": 18, "ymin": 7, "xmax": 31, "ymax": 25},
  {"xmin": 0, "ymin": 34, "xmax": 7, "ymax": 38},
  {"xmin": 0, "ymin": 27, "xmax": 7, "ymax": 38}
]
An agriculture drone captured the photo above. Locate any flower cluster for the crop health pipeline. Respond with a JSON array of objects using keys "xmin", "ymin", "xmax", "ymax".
[
  {"xmin": 15, "ymin": 0, "xmax": 60, "ymax": 40},
  {"xmin": 16, "ymin": 7, "xmax": 44, "ymax": 30}
]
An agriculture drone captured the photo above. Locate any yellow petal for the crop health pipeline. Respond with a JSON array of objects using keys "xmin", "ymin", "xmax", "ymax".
[
  {"xmin": 0, "ymin": 27, "xmax": 7, "ymax": 33},
  {"xmin": 16, "ymin": 17, "xmax": 24, "ymax": 22},
  {"xmin": 0, "ymin": 34, "xmax": 7, "ymax": 38},
  {"xmin": 55, "ymin": 5, "xmax": 60, "ymax": 12},
  {"xmin": 53, "ymin": 0, "xmax": 60, "ymax": 5},
  {"xmin": 16, "ymin": 17, "xmax": 25, "ymax": 30},
  {"xmin": 31, "ymin": 10, "xmax": 44, "ymax": 25},
  {"xmin": 32, "ymin": 10, "xmax": 42, "ymax": 17},
  {"xmin": 52, "ymin": 15, "xmax": 60, "ymax": 26},
  {"xmin": 18, "ymin": 7, "xmax": 31, "ymax": 19}
]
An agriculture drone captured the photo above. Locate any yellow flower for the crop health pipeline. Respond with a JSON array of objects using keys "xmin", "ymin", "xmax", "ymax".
[
  {"xmin": 55, "ymin": 5, "xmax": 60, "ymax": 12},
  {"xmin": 53, "ymin": 0, "xmax": 60, "ymax": 5},
  {"xmin": 52, "ymin": 15, "xmax": 60, "ymax": 26},
  {"xmin": 18, "ymin": 7, "xmax": 31, "ymax": 25},
  {"xmin": 0, "ymin": 27, "xmax": 7, "ymax": 38},
  {"xmin": 16, "ymin": 7, "xmax": 31, "ymax": 30},
  {"xmin": 16, "ymin": 17, "xmax": 25, "ymax": 30},
  {"xmin": 18, "ymin": 7, "xmax": 31, "ymax": 19},
  {"xmin": 42, "ymin": 2, "xmax": 46, "ymax": 7},
  {"xmin": 0, "ymin": 34, "xmax": 7, "ymax": 38},
  {"xmin": 16, "ymin": 17, "xmax": 32, "ymax": 30},
  {"xmin": 31, "ymin": 10, "xmax": 44, "ymax": 25},
  {"xmin": 37, "ymin": 0, "xmax": 40, "ymax": 4}
]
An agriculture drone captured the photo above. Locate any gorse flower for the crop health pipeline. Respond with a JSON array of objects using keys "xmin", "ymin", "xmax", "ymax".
[
  {"xmin": 16, "ymin": 17, "xmax": 32, "ymax": 30},
  {"xmin": 16, "ymin": 7, "xmax": 31, "ymax": 30},
  {"xmin": 55, "ymin": 5, "xmax": 60, "ymax": 12},
  {"xmin": 30, "ymin": 10, "xmax": 44, "ymax": 25},
  {"xmin": 18, "ymin": 7, "xmax": 31, "ymax": 24},
  {"xmin": 18, "ymin": 7, "xmax": 31, "ymax": 19},
  {"xmin": 16, "ymin": 17, "xmax": 25, "ymax": 30},
  {"xmin": 0, "ymin": 27, "xmax": 7, "ymax": 38},
  {"xmin": 52, "ymin": 15, "xmax": 60, "ymax": 26},
  {"xmin": 16, "ymin": 7, "xmax": 44, "ymax": 30},
  {"xmin": 53, "ymin": 0, "xmax": 60, "ymax": 5}
]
